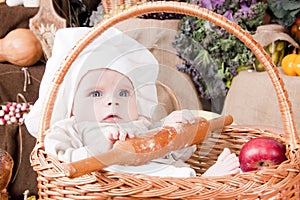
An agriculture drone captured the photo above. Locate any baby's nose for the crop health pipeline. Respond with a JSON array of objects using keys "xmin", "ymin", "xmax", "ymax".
[{"xmin": 107, "ymin": 101, "xmax": 119, "ymax": 106}]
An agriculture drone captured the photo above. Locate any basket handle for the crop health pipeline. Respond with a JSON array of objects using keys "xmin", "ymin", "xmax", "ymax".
[{"xmin": 38, "ymin": 1, "xmax": 299, "ymax": 151}]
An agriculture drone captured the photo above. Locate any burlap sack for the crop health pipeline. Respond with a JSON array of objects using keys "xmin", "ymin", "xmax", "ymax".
[
  {"xmin": 222, "ymin": 69, "xmax": 300, "ymax": 131},
  {"xmin": 253, "ymin": 24, "xmax": 299, "ymax": 48}
]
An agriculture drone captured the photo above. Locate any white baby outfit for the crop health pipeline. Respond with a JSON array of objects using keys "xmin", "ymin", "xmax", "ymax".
[{"xmin": 25, "ymin": 27, "xmax": 196, "ymax": 177}]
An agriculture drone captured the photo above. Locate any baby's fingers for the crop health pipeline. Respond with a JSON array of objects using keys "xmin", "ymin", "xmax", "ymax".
[
  {"xmin": 182, "ymin": 109, "xmax": 195, "ymax": 124},
  {"xmin": 118, "ymin": 129, "xmax": 136, "ymax": 141},
  {"xmin": 164, "ymin": 109, "xmax": 195, "ymax": 124},
  {"xmin": 118, "ymin": 130, "xmax": 127, "ymax": 141},
  {"xmin": 127, "ymin": 131, "xmax": 136, "ymax": 139},
  {"xmin": 112, "ymin": 129, "xmax": 120, "ymax": 140},
  {"xmin": 102, "ymin": 126, "xmax": 116, "ymax": 141}
]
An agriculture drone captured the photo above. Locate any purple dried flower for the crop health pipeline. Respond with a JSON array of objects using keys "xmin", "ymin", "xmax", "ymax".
[
  {"xmin": 249, "ymin": 0, "xmax": 258, "ymax": 4},
  {"xmin": 234, "ymin": 3, "xmax": 254, "ymax": 20},
  {"xmin": 200, "ymin": 0, "xmax": 226, "ymax": 11},
  {"xmin": 223, "ymin": 10, "xmax": 235, "ymax": 22},
  {"xmin": 238, "ymin": 0, "xmax": 258, "ymax": 5},
  {"xmin": 212, "ymin": 0, "xmax": 226, "ymax": 9},
  {"xmin": 201, "ymin": 0, "xmax": 213, "ymax": 10},
  {"xmin": 214, "ymin": 0, "xmax": 226, "ymax": 7}
]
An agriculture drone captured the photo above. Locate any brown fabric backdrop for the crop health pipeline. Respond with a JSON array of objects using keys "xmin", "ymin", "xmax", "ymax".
[
  {"xmin": 0, "ymin": 0, "xmax": 71, "ymax": 39},
  {"xmin": 0, "ymin": 63, "xmax": 45, "ymax": 103},
  {"xmin": 0, "ymin": 3, "xmax": 47, "ymax": 198},
  {"xmin": 0, "ymin": 62, "xmax": 45, "ymax": 200},
  {"xmin": 0, "ymin": 125, "xmax": 38, "ymax": 200},
  {"xmin": 0, "ymin": 3, "xmax": 38, "ymax": 38}
]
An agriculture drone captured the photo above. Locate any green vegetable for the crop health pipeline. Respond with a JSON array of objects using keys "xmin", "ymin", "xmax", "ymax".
[
  {"xmin": 267, "ymin": 0, "xmax": 300, "ymax": 27},
  {"xmin": 276, "ymin": 41, "xmax": 285, "ymax": 51},
  {"xmin": 173, "ymin": 0, "xmax": 267, "ymax": 108}
]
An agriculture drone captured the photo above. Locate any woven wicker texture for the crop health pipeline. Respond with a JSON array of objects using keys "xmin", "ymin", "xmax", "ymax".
[
  {"xmin": 102, "ymin": 0, "xmax": 147, "ymax": 15},
  {"xmin": 30, "ymin": 1, "xmax": 300, "ymax": 199}
]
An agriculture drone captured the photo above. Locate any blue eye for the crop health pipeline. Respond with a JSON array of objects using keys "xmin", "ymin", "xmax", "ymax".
[
  {"xmin": 90, "ymin": 91, "xmax": 102, "ymax": 97},
  {"xmin": 119, "ymin": 90, "xmax": 129, "ymax": 97}
]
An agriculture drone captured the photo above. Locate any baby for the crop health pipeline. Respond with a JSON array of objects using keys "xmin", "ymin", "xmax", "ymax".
[{"xmin": 25, "ymin": 27, "xmax": 240, "ymax": 177}]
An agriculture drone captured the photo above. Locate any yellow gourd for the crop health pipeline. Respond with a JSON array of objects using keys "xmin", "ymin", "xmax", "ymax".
[
  {"xmin": 0, "ymin": 28, "xmax": 43, "ymax": 66},
  {"xmin": 281, "ymin": 53, "xmax": 300, "ymax": 76}
]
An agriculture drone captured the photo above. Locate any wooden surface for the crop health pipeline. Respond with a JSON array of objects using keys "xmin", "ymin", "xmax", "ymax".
[{"xmin": 29, "ymin": 0, "xmax": 66, "ymax": 59}]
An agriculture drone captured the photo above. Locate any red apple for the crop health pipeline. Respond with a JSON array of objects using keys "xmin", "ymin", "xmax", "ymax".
[{"xmin": 239, "ymin": 137, "xmax": 287, "ymax": 172}]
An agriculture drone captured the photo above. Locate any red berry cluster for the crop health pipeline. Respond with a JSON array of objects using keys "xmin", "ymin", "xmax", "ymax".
[{"xmin": 0, "ymin": 102, "xmax": 32, "ymax": 125}]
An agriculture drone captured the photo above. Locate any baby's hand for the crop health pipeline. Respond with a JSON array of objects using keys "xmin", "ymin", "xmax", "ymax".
[
  {"xmin": 102, "ymin": 126, "xmax": 136, "ymax": 144},
  {"xmin": 202, "ymin": 148, "xmax": 241, "ymax": 177},
  {"xmin": 163, "ymin": 109, "xmax": 195, "ymax": 125}
]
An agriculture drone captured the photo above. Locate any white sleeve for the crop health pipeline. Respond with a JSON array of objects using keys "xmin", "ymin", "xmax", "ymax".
[{"xmin": 44, "ymin": 119, "xmax": 111, "ymax": 162}]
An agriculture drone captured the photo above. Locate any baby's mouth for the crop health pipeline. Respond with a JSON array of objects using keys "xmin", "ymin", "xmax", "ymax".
[{"xmin": 102, "ymin": 114, "xmax": 121, "ymax": 123}]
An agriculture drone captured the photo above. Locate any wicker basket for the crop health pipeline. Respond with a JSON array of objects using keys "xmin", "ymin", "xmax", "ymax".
[
  {"xmin": 102, "ymin": 0, "xmax": 146, "ymax": 15},
  {"xmin": 30, "ymin": 1, "xmax": 300, "ymax": 199}
]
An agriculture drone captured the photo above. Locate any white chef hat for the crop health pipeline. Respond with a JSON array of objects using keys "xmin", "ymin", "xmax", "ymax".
[{"xmin": 25, "ymin": 27, "xmax": 159, "ymax": 138}]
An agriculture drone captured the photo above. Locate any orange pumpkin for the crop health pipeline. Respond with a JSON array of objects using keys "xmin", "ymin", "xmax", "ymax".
[
  {"xmin": 281, "ymin": 53, "xmax": 300, "ymax": 76},
  {"xmin": 0, "ymin": 28, "xmax": 43, "ymax": 66}
]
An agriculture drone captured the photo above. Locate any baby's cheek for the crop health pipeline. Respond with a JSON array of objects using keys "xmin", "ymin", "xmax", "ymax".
[
  {"xmin": 128, "ymin": 106, "xmax": 139, "ymax": 120},
  {"xmin": 73, "ymin": 105, "xmax": 94, "ymax": 122},
  {"xmin": 92, "ymin": 102, "xmax": 106, "ymax": 120},
  {"xmin": 125, "ymin": 98, "xmax": 139, "ymax": 120}
]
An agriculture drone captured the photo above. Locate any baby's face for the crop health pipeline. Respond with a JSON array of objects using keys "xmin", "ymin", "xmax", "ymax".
[{"xmin": 73, "ymin": 69, "xmax": 139, "ymax": 123}]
